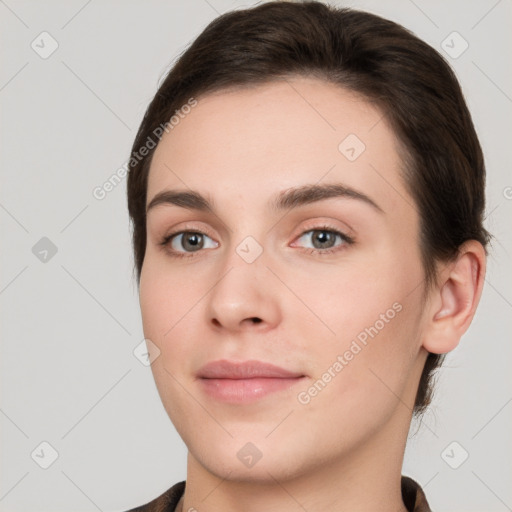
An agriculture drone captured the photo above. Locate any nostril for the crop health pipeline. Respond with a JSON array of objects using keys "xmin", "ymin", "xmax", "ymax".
[{"xmin": 211, "ymin": 317, "xmax": 263, "ymax": 328}]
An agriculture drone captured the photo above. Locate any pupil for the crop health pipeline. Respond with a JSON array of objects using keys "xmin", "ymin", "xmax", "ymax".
[
  {"xmin": 184, "ymin": 233, "xmax": 203, "ymax": 251},
  {"xmin": 313, "ymin": 231, "xmax": 334, "ymax": 248}
]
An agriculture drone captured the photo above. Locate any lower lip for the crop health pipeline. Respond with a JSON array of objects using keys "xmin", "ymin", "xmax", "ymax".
[{"xmin": 199, "ymin": 377, "xmax": 305, "ymax": 403}]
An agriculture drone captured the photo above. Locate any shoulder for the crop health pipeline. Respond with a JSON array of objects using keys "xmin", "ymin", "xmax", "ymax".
[{"xmin": 124, "ymin": 481, "xmax": 185, "ymax": 512}]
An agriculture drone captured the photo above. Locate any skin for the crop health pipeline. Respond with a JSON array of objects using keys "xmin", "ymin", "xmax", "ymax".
[{"xmin": 139, "ymin": 77, "xmax": 486, "ymax": 512}]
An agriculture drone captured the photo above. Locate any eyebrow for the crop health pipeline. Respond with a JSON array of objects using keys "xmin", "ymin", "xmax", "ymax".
[{"xmin": 146, "ymin": 183, "xmax": 383, "ymax": 215}]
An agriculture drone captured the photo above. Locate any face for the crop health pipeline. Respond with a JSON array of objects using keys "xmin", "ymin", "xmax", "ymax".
[{"xmin": 139, "ymin": 77, "xmax": 430, "ymax": 482}]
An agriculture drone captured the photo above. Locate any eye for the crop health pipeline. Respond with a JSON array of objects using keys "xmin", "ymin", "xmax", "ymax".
[
  {"xmin": 293, "ymin": 227, "xmax": 353, "ymax": 254},
  {"xmin": 163, "ymin": 231, "xmax": 218, "ymax": 255},
  {"xmin": 160, "ymin": 226, "xmax": 352, "ymax": 259}
]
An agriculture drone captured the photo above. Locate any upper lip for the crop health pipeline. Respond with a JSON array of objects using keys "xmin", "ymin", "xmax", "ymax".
[{"xmin": 197, "ymin": 360, "xmax": 304, "ymax": 379}]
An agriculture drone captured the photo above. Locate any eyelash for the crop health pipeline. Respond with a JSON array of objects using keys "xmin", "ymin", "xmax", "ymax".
[{"xmin": 159, "ymin": 225, "xmax": 354, "ymax": 259}]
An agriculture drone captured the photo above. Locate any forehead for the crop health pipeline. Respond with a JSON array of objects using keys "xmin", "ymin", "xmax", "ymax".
[{"xmin": 146, "ymin": 77, "xmax": 409, "ymax": 214}]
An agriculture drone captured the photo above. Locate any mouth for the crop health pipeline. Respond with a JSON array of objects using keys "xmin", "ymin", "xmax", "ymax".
[{"xmin": 197, "ymin": 359, "xmax": 307, "ymax": 403}]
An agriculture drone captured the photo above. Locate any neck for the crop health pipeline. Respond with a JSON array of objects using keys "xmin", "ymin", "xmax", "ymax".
[{"xmin": 180, "ymin": 404, "xmax": 412, "ymax": 512}]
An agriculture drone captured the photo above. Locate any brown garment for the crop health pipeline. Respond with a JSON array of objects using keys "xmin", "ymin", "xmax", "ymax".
[{"xmin": 126, "ymin": 475, "xmax": 432, "ymax": 511}]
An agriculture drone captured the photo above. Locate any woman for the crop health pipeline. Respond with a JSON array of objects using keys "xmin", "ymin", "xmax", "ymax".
[{"xmin": 125, "ymin": 2, "xmax": 488, "ymax": 510}]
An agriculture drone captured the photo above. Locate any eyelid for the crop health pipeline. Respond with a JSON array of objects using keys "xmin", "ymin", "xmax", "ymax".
[
  {"xmin": 290, "ymin": 226, "xmax": 354, "ymax": 250},
  {"xmin": 290, "ymin": 217, "xmax": 355, "ymax": 241},
  {"xmin": 159, "ymin": 218, "xmax": 355, "ymax": 258},
  {"xmin": 161, "ymin": 221, "xmax": 218, "ymax": 242}
]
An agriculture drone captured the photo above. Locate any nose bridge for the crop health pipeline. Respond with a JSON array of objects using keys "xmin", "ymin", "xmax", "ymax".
[{"xmin": 205, "ymin": 234, "xmax": 281, "ymax": 331}]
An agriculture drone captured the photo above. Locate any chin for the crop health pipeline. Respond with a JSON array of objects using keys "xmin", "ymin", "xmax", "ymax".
[
  {"xmin": 192, "ymin": 447, "xmax": 309, "ymax": 484},
  {"xmin": 184, "ymin": 428, "xmax": 330, "ymax": 485}
]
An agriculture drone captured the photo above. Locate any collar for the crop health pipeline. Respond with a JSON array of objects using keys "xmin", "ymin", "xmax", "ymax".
[{"xmin": 401, "ymin": 475, "xmax": 432, "ymax": 511}]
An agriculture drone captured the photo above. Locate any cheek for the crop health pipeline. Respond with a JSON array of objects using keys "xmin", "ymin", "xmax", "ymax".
[
  {"xmin": 286, "ymin": 253, "xmax": 424, "ymax": 397},
  {"xmin": 139, "ymin": 256, "xmax": 205, "ymax": 342},
  {"xmin": 315, "ymin": 305, "xmax": 422, "ymax": 423},
  {"xmin": 139, "ymin": 261, "xmax": 205, "ymax": 428},
  {"xmin": 292, "ymin": 297, "xmax": 423, "ymax": 451},
  {"xmin": 139, "ymin": 259, "xmax": 208, "ymax": 410},
  {"xmin": 284, "ymin": 253, "xmax": 421, "ymax": 345}
]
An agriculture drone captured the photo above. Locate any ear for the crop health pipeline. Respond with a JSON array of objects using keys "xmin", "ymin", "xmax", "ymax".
[{"xmin": 422, "ymin": 240, "xmax": 486, "ymax": 354}]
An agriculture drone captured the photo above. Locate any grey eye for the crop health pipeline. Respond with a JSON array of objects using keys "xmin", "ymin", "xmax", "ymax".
[
  {"xmin": 171, "ymin": 232, "xmax": 217, "ymax": 252},
  {"xmin": 296, "ymin": 229, "xmax": 345, "ymax": 250}
]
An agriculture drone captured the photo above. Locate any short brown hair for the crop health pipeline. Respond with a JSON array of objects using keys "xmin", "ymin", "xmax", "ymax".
[{"xmin": 126, "ymin": 1, "xmax": 490, "ymax": 416}]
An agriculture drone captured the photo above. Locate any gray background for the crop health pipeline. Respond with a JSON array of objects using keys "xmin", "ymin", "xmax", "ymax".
[{"xmin": 1, "ymin": 1, "xmax": 510, "ymax": 511}]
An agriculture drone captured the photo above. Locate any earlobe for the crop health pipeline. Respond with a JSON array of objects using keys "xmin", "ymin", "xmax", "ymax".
[{"xmin": 422, "ymin": 240, "xmax": 486, "ymax": 354}]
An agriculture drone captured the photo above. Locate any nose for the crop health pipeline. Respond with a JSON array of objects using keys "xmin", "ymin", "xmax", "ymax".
[{"xmin": 206, "ymin": 249, "xmax": 282, "ymax": 333}]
